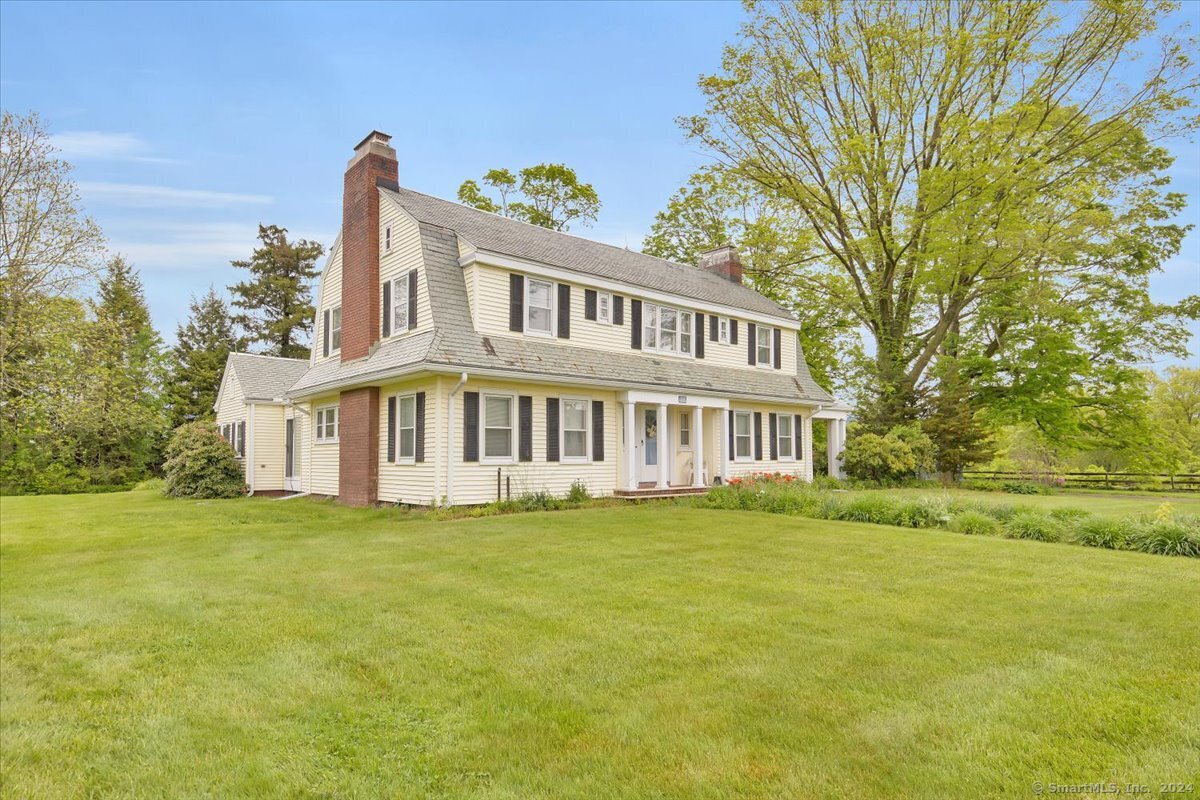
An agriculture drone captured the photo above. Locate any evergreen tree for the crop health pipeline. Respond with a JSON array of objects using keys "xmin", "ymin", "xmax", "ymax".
[
  {"xmin": 229, "ymin": 224, "xmax": 323, "ymax": 358},
  {"xmin": 167, "ymin": 287, "xmax": 239, "ymax": 427}
]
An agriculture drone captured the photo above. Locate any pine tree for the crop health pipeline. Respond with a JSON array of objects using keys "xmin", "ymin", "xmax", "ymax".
[
  {"xmin": 229, "ymin": 224, "xmax": 323, "ymax": 358},
  {"xmin": 167, "ymin": 287, "xmax": 239, "ymax": 427}
]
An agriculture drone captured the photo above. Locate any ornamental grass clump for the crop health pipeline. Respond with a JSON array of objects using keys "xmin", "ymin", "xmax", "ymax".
[
  {"xmin": 1004, "ymin": 511, "xmax": 1065, "ymax": 543},
  {"xmin": 835, "ymin": 495, "xmax": 901, "ymax": 525},
  {"xmin": 1073, "ymin": 518, "xmax": 1135, "ymax": 550},
  {"xmin": 1129, "ymin": 521, "xmax": 1200, "ymax": 558},
  {"xmin": 950, "ymin": 510, "xmax": 1001, "ymax": 536}
]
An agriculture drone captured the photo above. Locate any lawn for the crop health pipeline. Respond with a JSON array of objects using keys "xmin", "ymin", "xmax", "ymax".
[
  {"xmin": 2, "ymin": 490, "xmax": 1198, "ymax": 799},
  {"xmin": 854, "ymin": 486, "xmax": 1200, "ymax": 518}
]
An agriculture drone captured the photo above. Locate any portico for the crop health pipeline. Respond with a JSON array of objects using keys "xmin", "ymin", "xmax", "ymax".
[
  {"xmin": 812, "ymin": 404, "xmax": 853, "ymax": 478},
  {"xmin": 617, "ymin": 390, "xmax": 729, "ymax": 493}
]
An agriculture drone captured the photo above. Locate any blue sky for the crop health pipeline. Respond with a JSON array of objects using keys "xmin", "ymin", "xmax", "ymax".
[{"xmin": 1, "ymin": 0, "xmax": 1196, "ymax": 367}]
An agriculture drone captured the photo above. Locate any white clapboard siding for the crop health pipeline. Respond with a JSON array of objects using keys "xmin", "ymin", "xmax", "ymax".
[
  {"xmin": 250, "ymin": 404, "xmax": 286, "ymax": 491},
  {"xmin": 724, "ymin": 403, "xmax": 813, "ymax": 482},
  {"xmin": 314, "ymin": 241, "xmax": 343, "ymax": 365},
  {"xmin": 377, "ymin": 376, "xmax": 444, "ymax": 506},
  {"xmin": 379, "ymin": 195, "xmax": 434, "ymax": 338},
  {"xmin": 308, "ymin": 393, "xmax": 341, "ymax": 496}
]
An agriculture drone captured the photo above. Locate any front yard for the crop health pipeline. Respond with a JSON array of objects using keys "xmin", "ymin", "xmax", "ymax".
[{"xmin": 2, "ymin": 489, "xmax": 1198, "ymax": 798}]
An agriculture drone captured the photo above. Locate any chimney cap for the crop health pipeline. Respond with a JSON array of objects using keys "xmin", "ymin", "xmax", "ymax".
[
  {"xmin": 698, "ymin": 243, "xmax": 738, "ymax": 257},
  {"xmin": 353, "ymin": 130, "xmax": 392, "ymax": 152}
]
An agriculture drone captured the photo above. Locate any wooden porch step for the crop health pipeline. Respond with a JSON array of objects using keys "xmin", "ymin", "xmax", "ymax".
[{"xmin": 613, "ymin": 486, "xmax": 710, "ymax": 499}]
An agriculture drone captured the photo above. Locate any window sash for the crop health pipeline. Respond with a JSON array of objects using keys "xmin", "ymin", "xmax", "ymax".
[
  {"xmin": 562, "ymin": 398, "xmax": 588, "ymax": 459},
  {"xmin": 778, "ymin": 414, "xmax": 794, "ymax": 459},
  {"xmin": 526, "ymin": 279, "xmax": 553, "ymax": 334},
  {"xmin": 643, "ymin": 303, "xmax": 693, "ymax": 355},
  {"xmin": 398, "ymin": 395, "xmax": 416, "ymax": 459},
  {"xmin": 597, "ymin": 292, "xmax": 611, "ymax": 323},
  {"xmin": 734, "ymin": 411, "xmax": 752, "ymax": 459},
  {"xmin": 719, "ymin": 317, "xmax": 729, "ymax": 344},
  {"xmin": 331, "ymin": 307, "xmax": 342, "ymax": 352},
  {"xmin": 384, "ymin": 226, "xmax": 392, "ymax": 251},
  {"xmin": 316, "ymin": 407, "xmax": 338, "ymax": 442},
  {"xmin": 483, "ymin": 395, "xmax": 514, "ymax": 459},
  {"xmin": 757, "ymin": 326, "xmax": 771, "ymax": 365},
  {"xmin": 679, "ymin": 412, "xmax": 690, "ymax": 447}
]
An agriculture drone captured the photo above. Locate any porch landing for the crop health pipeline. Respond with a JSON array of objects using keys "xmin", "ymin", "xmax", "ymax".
[{"xmin": 613, "ymin": 484, "xmax": 710, "ymax": 499}]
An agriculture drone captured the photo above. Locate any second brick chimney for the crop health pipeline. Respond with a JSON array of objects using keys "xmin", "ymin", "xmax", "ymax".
[
  {"xmin": 697, "ymin": 245, "xmax": 743, "ymax": 284},
  {"xmin": 338, "ymin": 131, "xmax": 397, "ymax": 506}
]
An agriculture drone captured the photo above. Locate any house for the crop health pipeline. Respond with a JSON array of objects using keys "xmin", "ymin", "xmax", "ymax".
[{"xmin": 216, "ymin": 131, "xmax": 851, "ymax": 505}]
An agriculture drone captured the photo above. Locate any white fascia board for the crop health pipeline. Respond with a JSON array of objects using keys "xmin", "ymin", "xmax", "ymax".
[{"xmin": 460, "ymin": 249, "xmax": 799, "ymax": 330}]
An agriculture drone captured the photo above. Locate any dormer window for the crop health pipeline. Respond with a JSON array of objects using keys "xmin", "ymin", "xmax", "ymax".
[
  {"xmin": 643, "ymin": 302, "xmax": 693, "ymax": 356},
  {"xmin": 525, "ymin": 278, "xmax": 554, "ymax": 336}
]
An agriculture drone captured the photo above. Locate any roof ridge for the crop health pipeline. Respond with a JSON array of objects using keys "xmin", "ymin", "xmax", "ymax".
[{"xmin": 230, "ymin": 352, "xmax": 308, "ymax": 363}]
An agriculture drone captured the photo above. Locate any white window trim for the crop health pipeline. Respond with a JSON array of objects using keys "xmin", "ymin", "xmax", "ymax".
[
  {"xmin": 596, "ymin": 291, "xmax": 612, "ymax": 325},
  {"xmin": 642, "ymin": 302, "xmax": 694, "ymax": 358},
  {"xmin": 776, "ymin": 413, "xmax": 796, "ymax": 462},
  {"xmin": 480, "ymin": 391, "xmax": 517, "ymax": 464},
  {"xmin": 560, "ymin": 395, "xmax": 592, "ymax": 463},
  {"xmin": 733, "ymin": 410, "xmax": 753, "ymax": 462},
  {"xmin": 678, "ymin": 411, "xmax": 691, "ymax": 450},
  {"xmin": 396, "ymin": 393, "xmax": 417, "ymax": 463},
  {"xmin": 524, "ymin": 277, "xmax": 556, "ymax": 338},
  {"xmin": 315, "ymin": 405, "xmax": 339, "ymax": 444},
  {"xmin": 384, "ymin": 225, "xmax": 392, "ymax": 252},
  {"xmin": 718, "ymin": 317, "xmax": 730, "ymax": 345},
  {"xmin": 389, "ymin": 276, "xmax": 410, "ymax": 335},
  {"xmin": 756, "ymin": 325, "xmax": 773, "ymax": 368},
  {"xmin": 330, "ymin": 306, "xmax": 342, "ymax": 353}
]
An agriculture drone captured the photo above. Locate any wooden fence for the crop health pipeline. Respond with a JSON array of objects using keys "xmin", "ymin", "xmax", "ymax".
[{"xmin": 962, "ymin": 470, "xmax": 1200, "ymax": 493}]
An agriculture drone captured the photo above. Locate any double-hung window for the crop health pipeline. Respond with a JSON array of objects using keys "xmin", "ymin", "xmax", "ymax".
[
  {"xmin": 679, "ymin": 411, "xmax": 691, "ymax": 448},
  {"xmin": 316, "ymin": 406, "xmax": 339, "ymax": 443},
  {"xmin": 643, "ymin": 303, "xmax": 693, "ymax": 356},
  {"xmin": 562, "ymin": 398, "xmax": 589, "ymax": 461},
  {"xmin": 597, "ymin": 292, "xmax": 612, "ymax": 324},
  {"xmin": 777, "ymin": 413, "xmax": 795, "ymax": 460},
  {"xmin": 757, "ymin": 325, "xmax": 772, "ymax": 367},
  {"xmin": 719, "ymin": 317, "xmax": 729, "ymax": 344},
  {"xmin": 526, "ymin": 278, "xmax": 554, "ymax": 335},
  {"xmin": 483, "ymin": 394, "xmax": 514, "ymax": 460},
  {"xmin": 733, "ymin": 411, "xmax": 753, "ymax": 460},
  {"xmin": 392, "ymin": 276, "xmax": 409, "ymax": 332},
  {"xmin": 397, "ymin": 394, "xmax": 416, "ymax": 460},
  {"xmin": 330, "ymin": 306, "xmax": 342, "ymax": 352}
]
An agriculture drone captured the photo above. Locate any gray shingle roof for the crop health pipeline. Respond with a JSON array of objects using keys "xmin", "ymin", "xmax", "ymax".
[
  {"xmin": 287, "ymin": 223, "xmax": 833, "ymax": 404},
  {"xmin": 226, "ymin": 353, "xmax": 310, "ymax": 401},
  {"xmin": 384, "ymin": 186, "xmax": 796, "ymax": 321}
]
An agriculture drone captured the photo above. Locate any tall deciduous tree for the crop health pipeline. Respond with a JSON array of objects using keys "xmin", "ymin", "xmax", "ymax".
[
  {"xmin": 229, "ymin": 224, "xmax": 322, "ymax": 358},
  {"xmin": 167, "ymin": 287, "xmax": 239, "ymax": 427},
  {"xmin": 682, "ymin": 0, "xmax": 1199, "ymax": 437},
  {"xmin": 458, "ymin": 164, "xmax": 600, "ymax": 231}
]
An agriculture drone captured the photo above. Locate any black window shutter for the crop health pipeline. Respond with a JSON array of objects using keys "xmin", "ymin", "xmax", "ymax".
[
  {"xmin": 695, "ymin": 313, "xmax": 705, "ymax": 359},
  {"xmin": 408, "ymin": 270, "xmax": 418, "ymax": 329},
  {"xmin": 382, "ymin": 281, "xmax": 392, "ymax": 337},
  {"xmin": 773, "ymin": 327, "xmax": 782, "ymax": 369},
  {"xmin": 710, "ymin": 315, "xmax": 718, "ymax": 342},
  {"xmin": 546, "ymin": 398, "xmax": 560, "ymax": 462},
  {"xmin": 323, "ymin": 309, "xmax": 331, "ymax": 357},
  {"xmin": 237, "ymin": 421, "xmax": 245, "ymax": 457},
  {"xmin": 731, "ymin": 319, "xmax": 739, "ymax": 345},
  {"xmin": 584, "ymin": 289, "xmax": 597, "ymax": 321},
  {"xmin": 557, "ymin": 283, "xmax": 570, "ymax": 338},
  {"xmin": 728, "ymin": 409, "xmax": 734, "ymax": 456},
  {"xmin": 518, "ymin": 395, "xmax": 533, "ymax": 462},
  {"xmin": 386, "ymin": 396, "xmax": 396, "ymax": 462},
  {"xmin": 630, "ymin": 300, "xmax": 642, "ymax": 349},
  {"xmin": 415, "ymin": 392, "xmax": 426, "ymax": 462},
  {"xmin": 754, "ymin": 412, "xmax": 763, "ymax": 460},
  {"xmin": 509, "ymin": 274, "xmax": 524, "ymax": 332},
  {"xmin": 463, "ymin": 392, "xmax": 479, "ymax": 462},
  {"xmin": 613, "ymin": 295, "xmax": 624, "ymax": 325},
  {"xmin": 769, "ymin": 413, "xmax": 778, "ymax": 460},
  {"xmin": 592, "ymin": 400, "xmax": 604, "ymax": 461},
  {"xmin": 747, "ymin": 322, "xmax": 757, "ymax": 365}
]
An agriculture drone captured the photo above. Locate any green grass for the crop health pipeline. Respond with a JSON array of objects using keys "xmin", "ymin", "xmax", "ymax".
[
  {"xmin": 855, "ymin": 486, "xmax": 1199, "ymax": 518},
  {"xmin": 3, "ymin": 490, "xmax": 1199, "ymax": 799}
]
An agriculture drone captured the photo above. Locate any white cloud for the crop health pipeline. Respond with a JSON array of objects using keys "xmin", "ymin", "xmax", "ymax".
[
  {"xmin": 107, "ymin": 222, "xmax": 335, "ymax": 271},
  {"xmin": 49, "ymin": 131, "xmax": 176, "ymax": 164},
  {"xmin": 79, "ymin": 182, "xmax": 273, "ymax": 208}
]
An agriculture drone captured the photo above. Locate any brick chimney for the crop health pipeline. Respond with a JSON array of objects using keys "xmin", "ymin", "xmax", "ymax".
[
  {"xmin": 697, "ymin": 245, "xmax": 743, "ymax": 284},
  {"xmin": 338, "ymin": 130, "xmax": 396, "ymax": 506}
]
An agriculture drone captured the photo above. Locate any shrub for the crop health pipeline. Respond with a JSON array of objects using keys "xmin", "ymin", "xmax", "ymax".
[
  {"xmin": 1129, "ymin": 522, "xmax": 1200, "ymax": 558},
  {"xmin": 162, "ymin": 422, "xmax": 245, "ymax": 499},
  {"xmin": 567, "ymin": 480, "xmax": 591, "ymax": 503},
  {"xmin": 1001, "ymin": 481, "xmax": 1044, "ymax": 495},
  {"xmin": 1004, "ymin": 512, "xmax": 1065, "ymax": 542},
  {"xmin": 842, "ymin": 433, "xmax": 916, "ymax": 483},
  {"xmin": 517, "ymin": 491, "xmax": 561, "ymax": 512},
  {"xmin": 950, "ymin": 510, "xmax": 1000, "ymax": 536},
  {"xmin": 703, "ymin": 484, "xmax": 743, "ymax": 510},
  {"xmin": 893, "ymin": 497, "xmax": 952, "ymax": 529},
  {"xmin": 1073, "ymin": 518, "xmax": 1134, "ymax": 550},
  {"xmin": 134, "ymin": 477, "xmax": 165, "ymax": 492}
]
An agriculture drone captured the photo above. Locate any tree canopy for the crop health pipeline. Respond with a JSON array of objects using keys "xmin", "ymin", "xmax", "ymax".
[
  {"xmin": 458, "ymin": 164, "xmax": 601, "ymax": 231},
  {"xmin": 229, "ymin": 224, "xmax": 323, "ymax": 358}
]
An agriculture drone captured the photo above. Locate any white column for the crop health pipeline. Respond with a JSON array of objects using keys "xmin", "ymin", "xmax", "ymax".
[
  {"xmin": 656, "ymin": 402, "xmax": 669, "ymax": 489},
  {"xmin": 624, "ymin": 402, "xmax": 637, "ymax": 491},
  {"xmin": 692, "ymin": 405, "xmax": 705, "ymax": 488},
  {"xmin": 826, "ymin": 419, "xmax": 838, "ymax": 478},
  {"xmin": 720, "ymin": 409, "xmax": 730, "ymax": 483},
  {"xmin": 802, "ymin": 413, "xmax": 814, "ymax": 482}
]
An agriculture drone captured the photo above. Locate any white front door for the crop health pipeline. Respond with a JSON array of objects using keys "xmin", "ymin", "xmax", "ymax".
[
  {"xmin": 638, "ymin": 406, "xmax": 659, "ymax": 483},
  {"xmin": 284, "ymin": 417, "xmax": 301, "ymax": 492}
]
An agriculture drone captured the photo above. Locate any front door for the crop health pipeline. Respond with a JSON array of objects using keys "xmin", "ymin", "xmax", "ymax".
[
  {"xmin": 284, "ymin": 417, "xmax": 300, "ymax": 492},
  {"xmin": 639, "ymin": 407, "xmax": 659, "ymax": 483}
]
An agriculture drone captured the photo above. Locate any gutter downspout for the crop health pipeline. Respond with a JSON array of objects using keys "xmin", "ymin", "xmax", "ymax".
[
  {"xmin": 247, "ymin": 404, "xmax": 256, "ymax": 496},
  {"xmin": 445, "ymin": 372, "xmax": 468, "ymax": 507}
]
